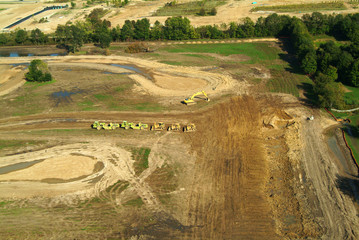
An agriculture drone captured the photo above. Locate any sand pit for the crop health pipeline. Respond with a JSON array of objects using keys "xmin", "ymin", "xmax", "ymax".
[
  {"xmin": 0, "ymin": 155, "xmax": 96, "ymax": 181},
  {"xmin": 0, "ymin": 66, "xmax": 26, "ymax": 97},
  {"xmin": 154, "ymin": 73, "xmax": 207, "ymax": 90}
]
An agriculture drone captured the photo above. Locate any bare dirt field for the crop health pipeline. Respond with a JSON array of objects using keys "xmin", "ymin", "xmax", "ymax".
[{"xmin": 0, "ymin": 44, "xmax": 358, "ymax": 239}]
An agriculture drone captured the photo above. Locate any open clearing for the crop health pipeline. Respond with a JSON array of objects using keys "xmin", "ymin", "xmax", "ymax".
[{"xmin": 0, "ymin": 40, "xmax": 358, "ymax": 239}]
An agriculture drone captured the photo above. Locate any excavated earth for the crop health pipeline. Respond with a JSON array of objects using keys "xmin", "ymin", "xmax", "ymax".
[{"xmin": 0, "ymin": 55, "xmax": 358, "ymax": 239}]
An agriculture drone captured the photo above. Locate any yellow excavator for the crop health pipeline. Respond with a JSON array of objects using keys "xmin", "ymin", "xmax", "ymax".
[{"xmin": 183, "ymin": 91, "xmax": 210, "ymax": 105}]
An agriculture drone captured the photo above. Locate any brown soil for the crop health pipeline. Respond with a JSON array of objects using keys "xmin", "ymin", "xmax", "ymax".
[
  {"xmin": 0, "ymin": 54, "xmax": 358, "ymax": 239},
  {"xmin": 0, "ymin": 155, "xmax": 96, "ymax": 181}
]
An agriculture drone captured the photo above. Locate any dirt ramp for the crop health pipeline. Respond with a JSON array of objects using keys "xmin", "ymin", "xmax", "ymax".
[{"xmin": 183, "ymin": 96, "xmax": 278, "ymax": 239}]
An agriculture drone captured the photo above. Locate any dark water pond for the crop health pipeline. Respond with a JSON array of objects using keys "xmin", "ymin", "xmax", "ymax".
[
  {"xmin": 0, "ymin": 51, "xmax": 67, "ymax": 57},
  {"xmin": 110, "ymin": 64, "xmax": 152, "ymax": 80},
  {"xmin": 0, "ymin": 159, "xmax": 44, "ymax": 175}
]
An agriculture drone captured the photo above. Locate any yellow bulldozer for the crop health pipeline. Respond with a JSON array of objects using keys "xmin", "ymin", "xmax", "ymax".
[
  {"xmin": 168, "ymin": 123, "xmax": 181, "ymax": 131},
  {"xmin": 183, "ymin": 123, "xmax": 196, "ymax": 132},
  {"xmin": 183, "ymin": 91, "xmax": 210, "ymax": 105},
  {"xmin": 151, "ymin": 122, "xmax": 165, "ymax": 131}
]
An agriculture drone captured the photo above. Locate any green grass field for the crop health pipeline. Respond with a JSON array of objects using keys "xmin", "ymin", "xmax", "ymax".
[
  {"xmin": 251, "ymin": 2, "xmax": 346, "ymax": 13},
  {"xmin": 131, "ymin": 147, "xmax": 151, "ymax": 175},
  {"xmin": 344, "ymin": 85, "xmax": 359, "ymax": 106},
  {"xmin": 0, "ymin": 140, "xmax": 46, "ymax": 151},
  {"xmin": 153, "ymin": 0, "xmax": 226, "ymax": 16},
  {"xmin": 163, "ymin": 42, "xmax": 279, "ymax": 64},
  {"xmin": 330, "ymin": 84, "xmax": 359, "ymax": 163}
]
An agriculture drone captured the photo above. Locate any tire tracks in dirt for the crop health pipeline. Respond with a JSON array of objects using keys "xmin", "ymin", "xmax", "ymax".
[{"xmin": 301, "ymin": 119, "xmax": 359, "ymax": 239}]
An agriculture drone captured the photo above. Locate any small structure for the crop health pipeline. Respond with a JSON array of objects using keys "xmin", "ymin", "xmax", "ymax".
[{"xmin": 307, "ymin": 115, "xmax": 314, "ymax": 121}]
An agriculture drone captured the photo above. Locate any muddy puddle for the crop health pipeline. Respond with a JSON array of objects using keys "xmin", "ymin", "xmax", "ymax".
[
  {"xmin": 328, "ymin": 134, "xmax": 352, "ymax": 173},
  {"xmin": 111, "ymin": 64, "xmax": 152, "ymax": 80},
  {"xmin": 51, "ymin": 89, "xmax": 83, "ymax": 106},
  {"xmin": 0, "ymin": 159, "xmax": 44, "ymax": 175},
  {"xmin": 10, "ymin": 62, "xmax": 29, "ymax": 69}
]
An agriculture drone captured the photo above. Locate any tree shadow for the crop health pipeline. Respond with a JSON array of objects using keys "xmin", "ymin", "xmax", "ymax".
[
  {"xmin": 297, "ymin": 82, "xmax": 318, "ymax": 107},
  {"xmin": 336, "ymin": 175, "xmax": 359, "ymax": 204},
  {"xmin": 277, "ymin": 39, "xmax": 303, "ymax": 75},
  {"xmin": 276, "ymin": 39, "xmax": 318, "ymax": 107},
  {"xmin": 343, "ymin": 124, "xmax": 359, "ymax": 140}
]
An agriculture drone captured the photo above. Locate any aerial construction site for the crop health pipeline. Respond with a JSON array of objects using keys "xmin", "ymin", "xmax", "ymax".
[{"xmin": 0, "ymin": 0, "xmax": 359, "ymax": 239}]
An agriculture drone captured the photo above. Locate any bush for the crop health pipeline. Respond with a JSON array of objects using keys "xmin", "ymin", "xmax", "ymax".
[
  {"xmin": 125, "ymin": 42, "xmax": 149, "ymax": 53},
  {"xmin": 25, "ymin": 60, "xmax": 53, "ymax": 82},
  {"xmin": 199, "ymin": 8, "xmax": 206, "ymax": 16},
  {"xmin": 210, "ymin": 7, "xmax": 217, "ymax": 16}
]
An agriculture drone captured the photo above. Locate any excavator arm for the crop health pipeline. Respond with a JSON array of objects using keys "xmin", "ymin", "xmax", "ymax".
[{"xmin": 183, "ymin": 91, "xmax": 210, "ymax": 105}]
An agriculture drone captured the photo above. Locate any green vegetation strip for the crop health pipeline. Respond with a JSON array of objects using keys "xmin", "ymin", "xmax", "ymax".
[
  {"xmin": 123, "ymin": 197, "xmax": 144, "ymax": 207},
  {"xmin": 132, "ymin": 148, "xmax": 151, "ymax": 175},
  {"xmin": 345, "ymin": 131, "xmax": 359, "ymax": 164},
  {"xmin": 251, "ymin": 2, "xmax": 346, "ymax": 13},
  {"xmin": 0, "ymin": 140, "xmax": 45, "ymax": 150},
  {"xmin": 266, "ymin": 77, "xmax": 299, "ymax": 97},
  {"xmin": 164, "ymin": 43, "xmax": 279, "ymax": 63},
  {"xmin": 153, "ymin": 0, "xmax": 226, "ymax": 16},
  {"xmin": 344, "ymin": 85, "xmax": 359, "ymax": 106},
  {"xmin": 348, "ymin": 0, "xmax": 359, "ymax": 5}
]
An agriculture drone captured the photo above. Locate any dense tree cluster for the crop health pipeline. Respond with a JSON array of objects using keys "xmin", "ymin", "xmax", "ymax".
[
  {"xmin": 299, "ymin": 12, "xmax": 359, "ymax": 88},
  {"xmin": 25, "ymin": 59, "xmax": 53, "ymax": 82}
]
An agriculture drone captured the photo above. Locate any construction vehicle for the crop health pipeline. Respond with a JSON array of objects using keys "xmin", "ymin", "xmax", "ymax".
[
  {"xmin": 183, "ymin": 91, "xmax": 210, "ymax": 105},
  {"xmin": 168, "ymin": 123, "xmax": 181, "ymax": 131},
  {"xmin": 102, "ymin": 123, "xmax": 114, "ymax": 130},
  {"xmin": 92, "ymin": 121, "xmax": 103, "ymax": 130},
  {"xmin": 92, "ymin": 121, "xmax": 118, "ymax": 130},
  {"xmin": 183, "ymin": 123, "xmax": 196, "ymax": 132},
  {"xmin": 151, "ymin": 122, "xmax": 165, "ymax": 131},
  {"xmin": 131, "ymin": 122, "xmax": 148, "ymax": 130},
  {"xmin": 121, "ymin": 121, "xmax": 133, "ymax": 129}
]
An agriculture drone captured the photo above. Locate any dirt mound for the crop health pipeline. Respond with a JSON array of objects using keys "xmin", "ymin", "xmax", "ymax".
[{"xmin": 262, "ymin": 108, "xmax": 294, "ymax": 128}]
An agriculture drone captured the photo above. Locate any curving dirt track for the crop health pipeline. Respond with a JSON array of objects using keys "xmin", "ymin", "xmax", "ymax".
[{"xmin": 0, "ymin": 55, "xmax": 246, "ymax": 100}]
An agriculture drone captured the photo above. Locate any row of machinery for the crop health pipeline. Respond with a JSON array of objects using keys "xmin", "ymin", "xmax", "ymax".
[{"xmin": 92, "ymin": 121, "xmax": 196, "ymax": 132}]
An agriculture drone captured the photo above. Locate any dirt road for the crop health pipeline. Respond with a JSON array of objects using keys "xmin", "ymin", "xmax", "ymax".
[{"xmin": 300, "ymin": 119, "xmax": 359, "ymax": 239}]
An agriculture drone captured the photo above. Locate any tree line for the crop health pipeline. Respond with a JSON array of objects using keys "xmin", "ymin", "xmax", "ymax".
[{"xmin": 1, "ymin": 10, "xmax": 359, "ymax": 107}]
